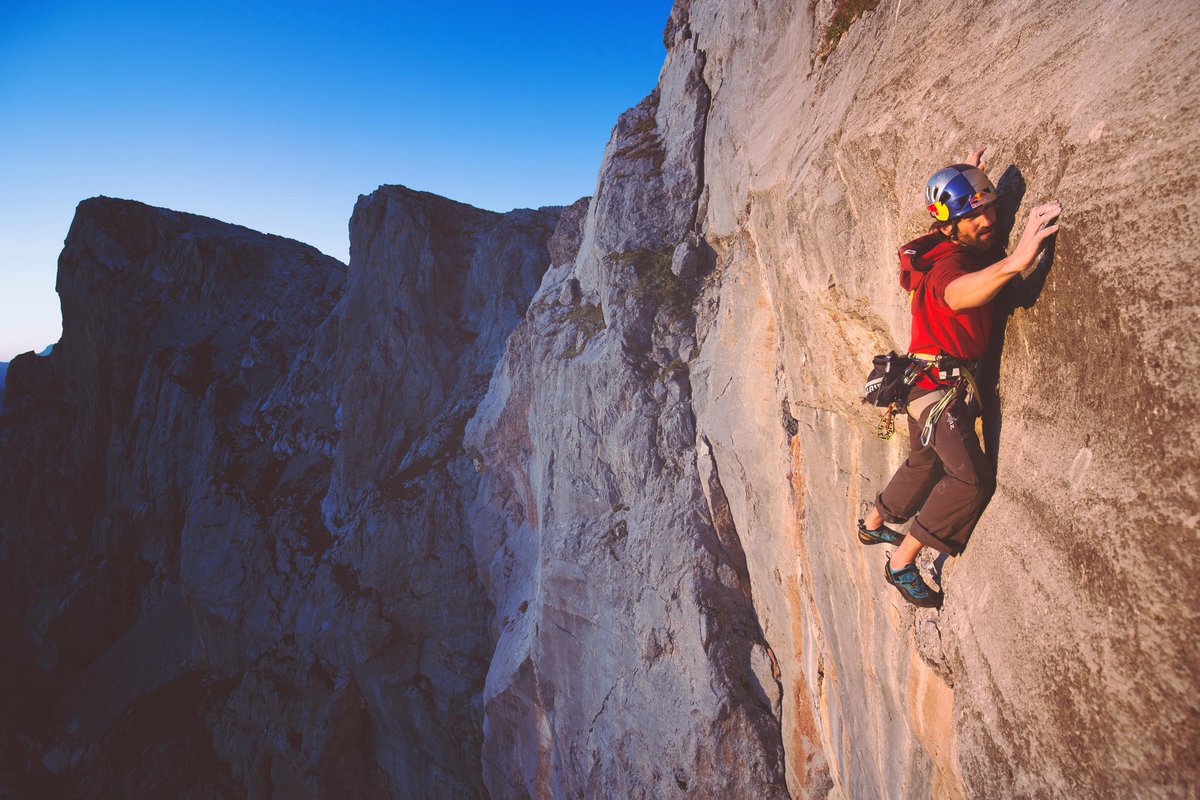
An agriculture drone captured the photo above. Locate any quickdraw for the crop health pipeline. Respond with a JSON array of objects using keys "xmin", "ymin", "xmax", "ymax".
[
  {"xmin": 915, "ymin": 354, "xmax": 982, "ymax": 446},
  {"xmin": 920, "ymin": 386, "xmax": 960, "ymax": 446}
]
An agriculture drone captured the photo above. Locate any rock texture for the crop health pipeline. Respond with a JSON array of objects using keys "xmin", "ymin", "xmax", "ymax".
[
  {"xmin": 0, "ymin": 191, "xmax": 561, "ymax": 798},
  {"xmin": 4, "ymin": 1, "xmax": 1199, "ymax": 798},
  {"xmin": 467, "ymin": 1, "xmax": 1200, "ymax": 798},
  {"xmin": 684, "ymin": 1, "xmax": 1198, "ymax": 797},
  {"xmin": 464, "ymin": 23, "xmax": 795, "ymax": 800},
  {"xmin": 0, "ymin": 197, "xmax": 348, "ymax": 797}
]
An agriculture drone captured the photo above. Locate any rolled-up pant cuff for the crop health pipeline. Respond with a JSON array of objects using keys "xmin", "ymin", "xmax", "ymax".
[
  {"xmin": 873, "ymin": 495, "xmax": 912, "ymax": 526},
  {"xmin": 908, "ymin": 518, "xmax": 965, "ymax": 556}
]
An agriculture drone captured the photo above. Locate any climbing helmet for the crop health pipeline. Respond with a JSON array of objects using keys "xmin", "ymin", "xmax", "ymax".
[{"xmin": 925, "ymin": 164, "xmax": 997, "ymax": 222}]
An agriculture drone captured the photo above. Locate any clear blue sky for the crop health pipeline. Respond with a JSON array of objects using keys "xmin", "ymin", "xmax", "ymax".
[{"xmin": 0, "ymin": 1, "xmax": 674, "ymax": 361}]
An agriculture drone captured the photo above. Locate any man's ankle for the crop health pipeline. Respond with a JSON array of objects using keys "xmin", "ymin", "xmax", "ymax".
[{"xmin": 889, "ymin": 555, "xmax": 914, "ymax": 571}]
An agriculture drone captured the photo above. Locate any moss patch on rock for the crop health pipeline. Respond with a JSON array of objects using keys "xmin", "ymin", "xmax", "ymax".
[
  {"xmin": 561, "ymin": 302, "xmax": 606, "ymax": 359},
  {"xmin": 614, "ymin": 247, "xmax": 692, "ymax": 321},
  {"xmin": 817, "ymin": 0, "xmax": 881, "ymax": 61}
]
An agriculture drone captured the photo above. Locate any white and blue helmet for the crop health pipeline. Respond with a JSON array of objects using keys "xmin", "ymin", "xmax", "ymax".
[{"xmin": 925, "ymin": 164, "xmax": 997, "ymax": 222}]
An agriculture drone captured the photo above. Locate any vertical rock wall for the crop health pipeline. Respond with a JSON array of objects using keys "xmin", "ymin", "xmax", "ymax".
[
  {"xmin": 689, "ymin": 0, "xmax": 1198, "ymax": 796},
  {"xmin": 180, "ymin": 187, "xmax": 562, "ymax": 798},
  {"xmin": 465, "ymin": 16, "xmax": 801, "ymax": 800},
  {"xmin": 0, "ymin": 198, "xmax": 348, "ymax": 796},
  {"xmin": 469, "ymin": 0, "xmax": 1199, "ymax": 798},
  {"xmin": 464, "ymin": 18, "xmax": 800, "ymax": 799}
]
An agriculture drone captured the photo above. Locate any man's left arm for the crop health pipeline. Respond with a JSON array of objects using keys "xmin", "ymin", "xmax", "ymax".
[{"xmin": 945, "ymin": 200, "xmax": 1062, "ymax": 311}]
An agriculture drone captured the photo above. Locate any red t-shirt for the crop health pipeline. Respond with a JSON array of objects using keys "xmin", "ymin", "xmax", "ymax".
[{"xmin": 897, "ymin": 233, "xmax": 1000, "ymax": 388}]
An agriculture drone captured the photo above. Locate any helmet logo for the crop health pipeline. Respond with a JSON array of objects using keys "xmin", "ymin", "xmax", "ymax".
[{"xmin": 928, "ymin": 201, "xmax": 950, "ymax": 221}]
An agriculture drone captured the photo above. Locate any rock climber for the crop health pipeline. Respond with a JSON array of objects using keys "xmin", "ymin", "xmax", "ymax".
[{"xmin": 857, "ymin": 147, "xmax": 1062, "ymax": 607}]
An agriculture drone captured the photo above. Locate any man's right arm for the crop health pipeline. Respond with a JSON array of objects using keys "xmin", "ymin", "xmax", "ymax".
[{"xmin": 944, "ymin": 200, "xmax": 1062, "ymax": 311}]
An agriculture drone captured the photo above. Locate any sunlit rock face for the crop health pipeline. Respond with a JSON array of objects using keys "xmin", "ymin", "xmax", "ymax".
[
  {"xmin": 467, "ymin": 1, "xmax": 1199, "ymax": 798},
  {"xmin": 0, "ymin": 191, "xmax": 562, "ymax": 798}
]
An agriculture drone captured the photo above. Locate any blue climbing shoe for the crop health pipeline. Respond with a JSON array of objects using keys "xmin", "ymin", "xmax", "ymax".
[
  {"xmin": 857, "ymin": 518, "xmax": 904, "ymax": 546},
  {"xmin": 884, "ymin": 560, "xmax": 943, "ymax": 608}
]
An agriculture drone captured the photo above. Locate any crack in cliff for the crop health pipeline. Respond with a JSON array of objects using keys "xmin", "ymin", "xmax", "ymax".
[
  {"xmin": 697, "ymin": 436, "xmax": 752, "ymax": 599},
  {"xmin": 688, "ymin": 43, "xmax": 712, "ymax": 236}
]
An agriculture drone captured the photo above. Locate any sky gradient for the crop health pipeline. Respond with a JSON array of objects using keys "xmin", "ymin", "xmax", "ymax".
[{"xmin": 0, "ymin": 1, "xmax": 674, "ymax": 361}]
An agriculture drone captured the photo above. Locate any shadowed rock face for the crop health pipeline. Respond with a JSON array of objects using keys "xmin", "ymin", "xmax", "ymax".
[
  {"xmin": 0, "ymin": 191, "xmax": 562, "ymax": 798},
  {"xmin": 463, "ymin": 18, "xmax": 795, "ymax": 800},
  {"xmin": 0, "ymin": 197, "xmax": 349, "ymax": 796}
]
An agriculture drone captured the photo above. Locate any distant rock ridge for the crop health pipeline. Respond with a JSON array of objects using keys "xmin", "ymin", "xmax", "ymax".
[
  {"xmin": 2, "ymin": 1, "xmax": 1199, "ymax": 799},
  {"xmin": 0, "ymin": 191, "xmax": 564, "ymax": 797},
  {"xmin": 0, "ymin": 195, "xmax": 351, "ymax": 796}
]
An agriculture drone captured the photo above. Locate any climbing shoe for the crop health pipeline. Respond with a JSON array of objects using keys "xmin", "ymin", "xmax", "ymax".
[
  {"xmin": 884, "ymin": 560, "xmax": 943, "ymax": 608},
  {"xmin": 857, "ymin": 519, "xmax": 904, "ymax": 546}
]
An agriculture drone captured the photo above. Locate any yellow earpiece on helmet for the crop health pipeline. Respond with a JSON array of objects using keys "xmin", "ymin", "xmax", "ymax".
[{"xmin": 927, "ymin": 201, "xmax": 950, "ymax": 222}]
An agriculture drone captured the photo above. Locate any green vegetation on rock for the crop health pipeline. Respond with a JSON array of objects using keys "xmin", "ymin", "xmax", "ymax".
[
  {"xmin": 561, "ymin": 302, "xmax": 606, "ymax": 359},
  {"xmin": 817, "ymin": 0, "xmax": 881, "ymax": 61},
  {"xmin": 614, "ymin": 247, "xmax": 692, "ymax": 321}
]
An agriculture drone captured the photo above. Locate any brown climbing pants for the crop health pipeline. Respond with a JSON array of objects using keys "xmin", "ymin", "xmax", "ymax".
[{"xmin": 874, "ymin": 387, "xmax": 995, "ymax": 555}]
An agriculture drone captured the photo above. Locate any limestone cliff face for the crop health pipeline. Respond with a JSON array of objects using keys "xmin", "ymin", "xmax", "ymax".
[
  {"xmin": 180, "ymin": 187, "xmax": 562, "ymax": 799},
  {"xmin": 3, "ymin": 2, "xmax": 1198, "ymax": 798},
  {"xmin": 0, "ymin": 198, "xmax": 348, "ymax": 795},
  {"xmin": 688, "ymin": 1, "xmax": 1197, "ymax": 796},
  {"xmin": 464, "ymin": 22, "xmax": 795, "ymax": 800},
  {"xmin": 0, "ymin": 192, "xmax": 561, "ymax": 798},
  {"xmin": 467, "ymin": 1, "xmax": 1199, "ymax": 798}
]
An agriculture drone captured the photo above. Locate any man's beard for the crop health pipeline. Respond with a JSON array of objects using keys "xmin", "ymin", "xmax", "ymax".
[{"xmin": 961, "ymin": 228, "xmax": 994, "ymax": 251}]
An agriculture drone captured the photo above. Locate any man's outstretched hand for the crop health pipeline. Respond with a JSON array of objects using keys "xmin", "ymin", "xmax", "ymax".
[
  {"xmin": 967, "ymin": 146, "xmax": 989, "ymax": 173},
  {"xmin": 1007, "ymin": 200, "xmax": 1062, "ymax": 273}
]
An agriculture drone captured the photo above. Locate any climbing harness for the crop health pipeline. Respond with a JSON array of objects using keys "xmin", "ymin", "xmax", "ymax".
[
  {"xmin": 909, "ymin": 353, "xmax": 982, "ymax": 446},
  {"xmin": 869, "ymin": 352, "xmax": 981, "ymax": 443},
  {"xmin": 919, "ymin": 387, "xmax": 959, "ymax": 446}
]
